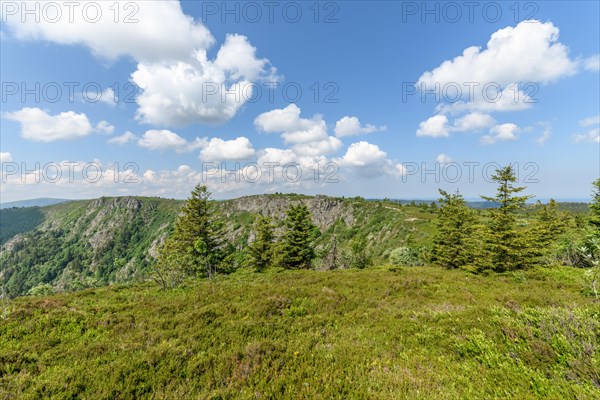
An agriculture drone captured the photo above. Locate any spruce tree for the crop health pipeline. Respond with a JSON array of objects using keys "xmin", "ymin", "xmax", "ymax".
[
  {"xmin": 157, "ymin": 184, "xmax": 224, "ymax": 280},
  {"xmin": 534, "ymin": 199, "xmax": 567, "ymax": 247},
  {"xmin": 431, "ymin": 189, "xmax": 478, "ymax": 269},
  {"xmin": 280, "ymin": 204, "xmax": 317, "ymax": 269},
  {"xmin": 480, "ymin": 165, "xmax": 534, "ymax": 272},
  {"xmin": 245, "ymin": 215, "xmax": 275, "ymax": 272}
]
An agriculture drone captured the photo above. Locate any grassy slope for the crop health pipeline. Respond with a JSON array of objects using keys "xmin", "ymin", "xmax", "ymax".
[{"xmin": 1, "ymin": 267, "xmax": 598, "ymax": 399}]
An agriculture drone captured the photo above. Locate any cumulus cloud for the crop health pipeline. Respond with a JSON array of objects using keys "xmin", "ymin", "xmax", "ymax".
[
  {"xmin": 2, "ymin": 1, "xmax": 214, "ymax": 63},
  {"xmin": 418, "ymin": 21, "xmax": 578, "ymax": 91},
  {"xmin": 254, "ymin": 104, "xmax": 341, "ymax": 156},
  {"xmin": 108, "ymin": 131, "xmax": 137, "ymax": 145},
  {"xmin": 0, "ymin": 152, "xmax": 12, "ymax": 162},
  {"xmin": 132, "ymin": 34, "xmax": 278, "ymax": 126},
  {"xmin": 137, "ymin": 130, "xmax": 206, "ymax": 153},
  {"xmin": 335, "ymin": 141, "xmax": 405, "ymax": 178},
  {"xmin": 200, "ymin": 137, "xmax": 256, "ymax": 161},
  {"xmin": 415, "ymin": 21, "xmax": 590, "ymax": 140},
  {"xmin": 452, "ymin": 112, "xmax": 496, "ymax": 132},
  {"xmin": 416, "ymin": 114, "xmax": 450, "ymax": 137},
  {"xmin": 3, "ymin": 107, "xmax": 111, "ymax": 142},
  {"xmin": 334, "ymin": 116, "xmax": 386, "ymax": 137},
  {"xmin": 3, "ymin": 2, "xmax": 277, "ymax": 127},
  {"xmin": 480, "ymin": 123, "xmax": 520, "ymax": 145}
]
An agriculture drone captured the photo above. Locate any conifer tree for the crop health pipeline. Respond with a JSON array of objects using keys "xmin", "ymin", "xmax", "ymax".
[
  {"xmin": 244, "ymin": 215, "xmax": 275, "ymax": 272},
  {"xmin": 431, "ymin": 189, "xmax": 478, "ymax": 269},
  {"xmin": 280, "ymin": 204, "xmax": 318, "ymax": 269},
  {"xmin": 480, "ymin": 165, "xmax": 534, "ymax": 271},
  {"xmin": 156, "ymin": 184, "xmax": 224, "ymax": 282},
  {"xmin": 534, "ymin": 199, "xmax": 567, "ymax": 247}
]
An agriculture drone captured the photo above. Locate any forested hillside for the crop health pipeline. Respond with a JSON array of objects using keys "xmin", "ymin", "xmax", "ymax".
[{"xmin": 0, "ymin": 191, "xmax": 591, "ymax": 297}]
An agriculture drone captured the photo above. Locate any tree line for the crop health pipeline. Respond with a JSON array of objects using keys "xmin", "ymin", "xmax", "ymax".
[{"xmin": 153, "ymin": 165, "xmax": 600, "ymax": 289}]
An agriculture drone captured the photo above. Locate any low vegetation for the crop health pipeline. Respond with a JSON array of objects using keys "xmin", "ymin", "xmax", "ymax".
[{"xmin": 1, "ymin": 267, "xmax": 598, "ymax": 399}]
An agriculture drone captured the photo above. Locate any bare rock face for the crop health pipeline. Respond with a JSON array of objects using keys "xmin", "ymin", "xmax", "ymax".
[{"xmin": 220, "ymin": 195, "xmax": 356, "ymax": 231}]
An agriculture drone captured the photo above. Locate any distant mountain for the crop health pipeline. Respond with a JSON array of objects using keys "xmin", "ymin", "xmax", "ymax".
[
  {"xmin": 0, "ymin": 195, "xmax": 438, "ymax": 296},
  {"xmin": 0, "ymin": 198, "xmax": 71, "ymax": 209}
]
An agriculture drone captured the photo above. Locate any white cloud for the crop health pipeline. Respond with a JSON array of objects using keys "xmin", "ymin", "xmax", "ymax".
[
  {"xmin": 452, "ymin": 112, "xmax": 496, "ymax": 132},
  {"xmin": 98, "ymin": 87, "xmax": 118, "ymax": 106},
  {"xmin": 335, "ymin": 141, "xmax": 404, "ymax": 178},
  {"xmin": 583, "ymin": 54, "xmax": 600, "ymax": 72},
  {"xmin": 132, "ymin": 34, "xmax": 277, "ymax": 126},
  {"xmin": 95, "ymin": 120, "xmax": 114, "ymax": 135},
  {"xmin": 214, "ymin": 34, "xmax": 278, "ymax": 82},
  {"xmin": 3, "ymin": 107, "xmax": 110, "ymax": 142},
  {"xmin": 4, "ymin": 2, "xmax": 277, "ymax": 127},
  {"xmin": 254, "ymin": 104, "xmax": 341, "ymax": 157},
  {"xmin": 137, "ymin": 130, "xmax": 205, "ymax": 153},
  {"xmin": 573, "ymin": 115, "xmax": 600, "ymax": 144},
  {"xmin": 480, "ymin": 123, "xmax": 520, "ymax": 145},
  {"xmin": 436, "ymin": 154, "xmax": 453, "ymax": 164},
  {"xmin": 334, "ymin": 116, "xmax": 387, "ymax": 137},
  {"xmin": 415, "ymin": 20, "xmax": 586, "ymax": 123},
  {"xmin": 418, "ymin": 21, "xmax": 578, "ymax": 91},
  {"xmin": 580, "ymin": 115, "xmax": 600, "ymax": 127},
  {"xmin": 2, "ymin": 1, "xmax": 214, "ymax": 63},
  {"xmin": 255, "ymin": 104, "xmax": 316, "ymax": 134},
  {"xmin": 573, "ymin": 128, "xmax": 600, "ymax": 144},
  {"xmin": 108, "ymin": 131, "xmax": 137, "ymax": 145},
  {"xmin": 416, "ymin": 114, "xmax": 449, "ymax": 137},
  {"xmin": 0, "ymin": 152, "xmax": 12, "ymax": 162},
  {"xmin": 200, "ymin": 137, "xmax": 256, "ymax": 161},
  {"xmin": 292, "ymin": 137, "xmax": 342, "ymax": 157}
]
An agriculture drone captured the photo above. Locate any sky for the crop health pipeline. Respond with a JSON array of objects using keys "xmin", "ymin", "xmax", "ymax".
[{"xmin": 0, "ymin": 0, "xmax": 599, "ymax": 202}]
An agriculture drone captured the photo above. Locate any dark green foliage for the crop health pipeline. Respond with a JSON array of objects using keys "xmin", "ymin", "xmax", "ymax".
[
  {"xmin": 280, "ymin": 204, "xmax": 318, "ymax": 269},
  {"xmin": 431, "ymin": 190, "xmax": 478, "ymax": 269},
  {"xmin": 156, "ymin": 185, "xmax": 224, "ymax": 283},
  {"xmin": 0, "ymin": 207, "xmax": 44, "ymax": 246},
  {"xmin": 0, "ymin": 197, "xmax": 181, "ymax": 297},
  {"xmin": 244, "ymin": 215, "xmax": 275, "ymax": 271},
  {"xmin": 480, "ymin": 165, "xmax": 535, "ymax": 272},
  {"xmin": 590, "ymin": 178, "xmax": 600, "ymax": 235}
]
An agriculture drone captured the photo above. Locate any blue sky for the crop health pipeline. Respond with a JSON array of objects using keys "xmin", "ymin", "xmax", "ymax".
[{"xmin": 1, "ymin": 0, "xmax": 598, "ymax": 202}]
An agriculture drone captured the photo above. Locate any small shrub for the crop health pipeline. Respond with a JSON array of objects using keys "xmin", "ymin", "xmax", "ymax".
[{"xmin": 389, "ymin": 246, "xmax": 424, "ymax": 267}]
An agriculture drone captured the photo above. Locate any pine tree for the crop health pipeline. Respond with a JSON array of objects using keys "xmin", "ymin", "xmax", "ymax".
[
  {"xmin": 431, "ymin": 189, "xmax": 478, "ymax": 269},
  {"xmin": 244, "ymin": 215, "xmax": 275, "ymax": 272},
  {"xmin": 280, "ymin": 204, "xmax": 318, "ymax": 269},
  {"xmin": 480, "ymin": 165, "xmax": 534, "ymax": 272},
  {"xmin": 156, "ymin": 184, "xmax": 224, "ymax": 282}
]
